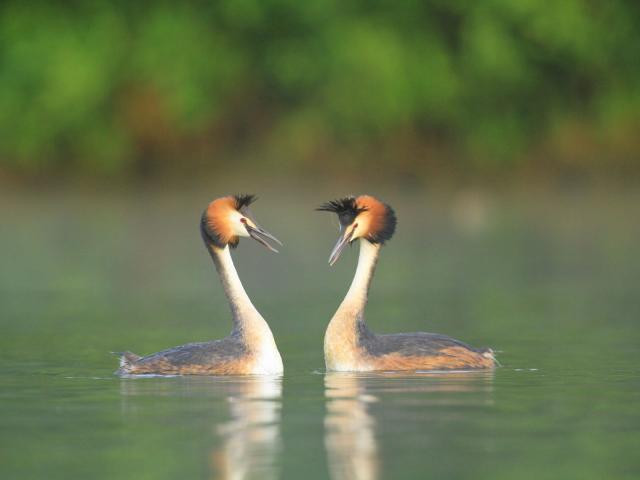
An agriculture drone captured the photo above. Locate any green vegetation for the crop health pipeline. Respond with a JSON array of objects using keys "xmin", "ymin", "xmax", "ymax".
[{"xmin": 1, "ymin": 1, "xmax": 639, "ymax": 176}]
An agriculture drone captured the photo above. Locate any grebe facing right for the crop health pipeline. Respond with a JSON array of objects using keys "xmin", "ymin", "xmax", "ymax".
[
  {"xmin": 318, "ymin": 195, "xmax": 496, "ymax": 372},
  {"xmin": 116, "ymin": 194, "xmax": 283, "ymax": 376}
]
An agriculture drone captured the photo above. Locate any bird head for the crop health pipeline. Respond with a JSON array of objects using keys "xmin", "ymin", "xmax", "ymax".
[
  {"xmin": 201, "ymin": 194, "xmax": 282, "ymax": 252},
  {"xmin": 317, "ymin": 195, "xmax": 396, "ymax": 265}
]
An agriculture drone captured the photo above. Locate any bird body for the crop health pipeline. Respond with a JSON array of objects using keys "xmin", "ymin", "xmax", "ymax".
[
  {"xmin": 117, "ymin": 336, "xmax": 282, "ymax": 376},
  {"xmin": 116, "ymin": 195, "xmax": 283, "ymax": 376},
  {"xmin": 319, "ymin": 196, "xmax": 495, "ymax": 372}
]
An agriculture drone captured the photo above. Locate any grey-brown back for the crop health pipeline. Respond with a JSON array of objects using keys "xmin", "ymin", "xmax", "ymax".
[
  {"xmin": 357, "ymin": 322, "xmax": 486, "ymax": 358},
  {"xmin": 134, "ymin": 333, "xmax": 247, "ymax": 367}
]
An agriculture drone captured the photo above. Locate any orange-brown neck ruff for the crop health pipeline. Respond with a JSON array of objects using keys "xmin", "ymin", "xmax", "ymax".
[
  {"xmin": 324, "ymin": 239, "xmax": 380, "ymax": 371},
  {"xmin": 204, "ymin": 196, "xmax": 239, "ymax": 248},
  {"xmin": 354, "ymin": 195, "xmax": 396, "ymax": 245}
]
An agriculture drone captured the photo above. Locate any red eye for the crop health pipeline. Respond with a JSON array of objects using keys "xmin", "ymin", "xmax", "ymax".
[{"xmin": 240, "ymin": 217, "xmax": 247, "ymax": 224}]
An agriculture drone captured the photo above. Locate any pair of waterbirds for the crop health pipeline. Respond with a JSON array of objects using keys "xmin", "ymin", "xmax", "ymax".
[{"xmin": 116, "ymin": 194, "xmax": 495, "ymax": 376}]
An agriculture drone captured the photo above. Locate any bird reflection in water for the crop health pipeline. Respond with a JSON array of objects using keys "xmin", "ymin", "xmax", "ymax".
[
  {"xmin": 324, "ymin": 373, "xmax": 380, "ymax": 480},
  {"xmin": 119, "ymin": 375, "xmax": 282, "ymax": 480},
  {"xmin": 324, "ymin": 371, "xmax": 494, "ymax": 480},
  {"xmin": 211, "ymin": 376, "xmax": 282, "ymax": 480}
]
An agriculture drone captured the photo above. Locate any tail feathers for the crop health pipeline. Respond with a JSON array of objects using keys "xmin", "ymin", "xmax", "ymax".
[{"xmin": 112, "ymin": 351, "xmax": 141, "ymax": 374}]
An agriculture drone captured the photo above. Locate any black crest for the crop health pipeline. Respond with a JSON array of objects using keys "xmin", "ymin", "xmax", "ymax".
[
  {"xmin": 234, "ymin": 194, "xmax": 257, "ymax": 212},
  {"xmin": 316, "ymin": 196, "xmax": 367, "ymax": 227}
]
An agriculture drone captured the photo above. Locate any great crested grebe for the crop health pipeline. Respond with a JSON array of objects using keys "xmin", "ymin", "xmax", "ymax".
[
  {"xmin": 318, "ymin": 195, "xmax": 496, "ymax": 372},
  {"xmin": 116, "ymin": 194, "xmax": 284, "ymax": 376}
]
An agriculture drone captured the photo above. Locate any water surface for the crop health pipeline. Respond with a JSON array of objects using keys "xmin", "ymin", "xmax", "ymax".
[{"xmin": 1, "ymin": 186, "xmax": 639, "ymax": 479}]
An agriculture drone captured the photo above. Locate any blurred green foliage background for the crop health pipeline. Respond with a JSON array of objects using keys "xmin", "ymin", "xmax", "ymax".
[{"xmin": 1, "ymin": 0, "xmax": 639, "ymax": 179}]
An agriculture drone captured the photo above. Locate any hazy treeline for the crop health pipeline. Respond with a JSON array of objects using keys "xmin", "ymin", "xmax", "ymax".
[{"xmin": 1, "ymin": 1, "xmax": 638, "ymax": 177}]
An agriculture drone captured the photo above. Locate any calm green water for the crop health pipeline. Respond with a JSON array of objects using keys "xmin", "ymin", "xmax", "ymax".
[{"xmin": 1, "ymin": 185, "xmax": 639, "ymax": 479}]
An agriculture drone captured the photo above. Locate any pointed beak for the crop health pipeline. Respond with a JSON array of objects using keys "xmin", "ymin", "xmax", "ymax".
[
  {"xmin": 328, "ymin": 225, "xmax": 354, "ymax": 266},
  {"xmin": 245, "ymin": 224, "xmax": 283, "ymax": 253}
]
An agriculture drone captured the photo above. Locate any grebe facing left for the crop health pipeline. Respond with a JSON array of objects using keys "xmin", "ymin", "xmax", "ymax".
[
  {"xmin": 115, "ymin": 194, "xmax": 284, "ymax": 376},
  {"xmin": 318, "ymin": 195, "xmax": 496, "ymax": 372}
]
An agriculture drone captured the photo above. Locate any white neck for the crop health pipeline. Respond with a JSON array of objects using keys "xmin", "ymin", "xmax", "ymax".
[
  {"xmin": 324, "ymin": 239, "xmax": 380, "ymax": 371},
  {"xmin": 209, "ymin": 245, "xmax": 283, "ymax": 374},
  {"xmin": 341, "ymin": 239, "xmax": 380, "ymax": 316},
  {"xmin": 210, "ymin": 245, "xmax": 261, "ymax": 326}
]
